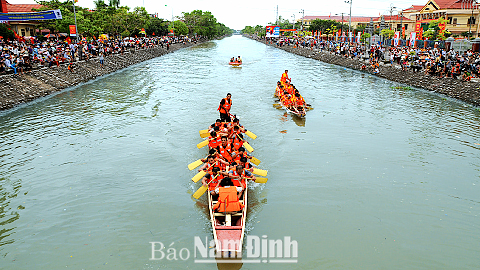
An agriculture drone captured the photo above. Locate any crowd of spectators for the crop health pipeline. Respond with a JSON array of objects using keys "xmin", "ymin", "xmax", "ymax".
[
  {"xmin": 0, "ymin": 35, "xmax": 197, "ymax": 75},
  {"xmin": 265, "ymin": 36, "xmax": 480, "ymax": 82}
]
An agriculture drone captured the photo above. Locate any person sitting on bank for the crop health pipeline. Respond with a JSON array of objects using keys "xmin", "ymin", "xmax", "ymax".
[{"xmin": 213, "ymin": 177, "xmax": 244, "ymax": 213}]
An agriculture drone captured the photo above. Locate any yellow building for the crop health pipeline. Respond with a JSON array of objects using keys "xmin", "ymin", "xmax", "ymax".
[{"xmin": 402, "ymin": 0, "xmax": 479, "ymax": 38}]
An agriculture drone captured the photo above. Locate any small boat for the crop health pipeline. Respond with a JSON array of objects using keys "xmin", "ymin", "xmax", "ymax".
[
  {"xmin": 208, "ymin": 180, "xmax": 247, "ymax": 258},
  {"xmin": 229, "ymin": 61, "xmax": 242, "ymax": 66}
]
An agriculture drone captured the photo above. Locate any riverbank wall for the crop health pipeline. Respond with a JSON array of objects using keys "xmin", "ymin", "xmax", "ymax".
[
  {"xmin": 247, "ymin": 35, "xmax": 480, "ymax": 106},
  {"xmin": 0, "ymin": 40, "xmax": 209, "ymax": 111}
]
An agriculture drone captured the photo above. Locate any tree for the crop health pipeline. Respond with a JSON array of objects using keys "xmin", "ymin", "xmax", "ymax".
[
  {"xmin": 0, "ymin": 24, "xmax": 15, "ymax": 40},
  {"xmin": 182, "ymin": 10, "xmax": 218, "ymax": 38},
  {"xmin": 360, "ymin": 33, "xmax": 371, "ymax": 43},
  {"xmin": 109, "ymin": 0, "xmax": 120, "ymax": 8},
  {"xmin": 146, "ymin": 17, "xmax": 168, "ymax": 36},
  {"xmin": 422, "ymin": 18, "xmax": 448, "ymax": 40},
  {"xmin": 380, "ymin": 29, "xmax": 395, "ymax": 39},
  {"xmin": 309, "ymin": 19, "xmax": 343, "ymax": 33},
  {"xmin": 169, "ymin": 20, "xmax": 188, "ymax": 36},
  {"xmin": 94, "ymin": 0, "xmax": 107, "ymax": 10}
]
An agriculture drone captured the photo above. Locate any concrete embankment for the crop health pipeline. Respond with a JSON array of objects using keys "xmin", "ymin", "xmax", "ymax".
[
  {"xmin": 248, "ymin": 35, "xmax": 480, "ymax": 106},
  {"xmin": 0, "ymin": 41, "xmax": 203, "ymax": 111}
]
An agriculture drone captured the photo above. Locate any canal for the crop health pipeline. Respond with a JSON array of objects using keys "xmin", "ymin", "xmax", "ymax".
[{"xmin": 1, "ymin": 35, "xmax": 479, "ymax": 269}]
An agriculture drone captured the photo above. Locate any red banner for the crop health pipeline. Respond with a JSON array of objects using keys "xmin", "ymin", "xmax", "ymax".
[{"xmin": 69, "ymin": 25, "xmax": 77, "ymax": 36}]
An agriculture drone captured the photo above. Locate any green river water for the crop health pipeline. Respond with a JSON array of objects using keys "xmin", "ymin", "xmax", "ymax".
[{"xmin": 0, "ymin": 35, "xmax": 479, "ymax": 269}]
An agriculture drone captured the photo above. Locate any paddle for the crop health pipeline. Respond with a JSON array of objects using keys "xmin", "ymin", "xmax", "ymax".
[
  {"xmin": 197, "ymin": 139, "xmax": 209, "ymax": 149},
  {"xmin": 250, "ymin": 156, "xmax": 261, "ymax": 166},
  {"xmin": 235, "ymin": 133, "xmax": 254, "ymax": 153},
  {"xmin": 252, "ymin": 168, "xmax": 268, "ymax": 177},
  {"xmin": 245, "ymin": 177, "xmax": 268, "ymax": 184},
  {"xmin": 245, "ymin": 130, "xmax": 257, "ymax": 140},
  {"xmin": 192, "ymin": 170, "xmax": 207, "ymax": 183},
  {"xmin": 199, "ymin": 129, "xmax": 210, "ymax": 138},
  {"xmin": 188, "ymin": 156, "xmax": 207, "ymax": 171},
  {"xmin": 193, "ymin": 174, "xmax": 218, "ymax": 199}
]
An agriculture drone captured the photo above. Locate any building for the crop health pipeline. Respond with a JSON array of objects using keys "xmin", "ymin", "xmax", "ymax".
[
  {"xmin": 297, "ymin": 15, "xmax": 374, "ymax": 31},
  {"xmin": 402, "ymin": 0, "xmax": 480, "ymax": 38},
  {"xmin": 1, "ymin": 0, "xmax": 43, "ymax": 37}
]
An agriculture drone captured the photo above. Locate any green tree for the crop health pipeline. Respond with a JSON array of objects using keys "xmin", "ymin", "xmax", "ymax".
[
  {"xmin": 146, "ymin": 17, "xmax": 168, "ymax": 36},
  {"xmin": 309, "ymin": 19, "xmax": 342, "ymax": 33},
  {"xmin": 0, "ymin": 24, "xmax": 15, "ymax": 40},
  {"xmin": 380, "ymin": 29, "xmax": 395, "ymax": 38},
  {"xmin": 169, "ymin": 20, "xmax": 188, "ymax": 36},
  {"xmin": 109, "ymin": 0, "xmax": 120, "ymax": 8},
  {"xmin": 360, "ymin": 33, "xmax": 371, "ymax": 42},
  {"xmin": 423, "ymin": 18, "xmax": 448, "ymax": 40},
  {"xmin": 182, "ymin": 10, "xmax": 219, "ymax": 38}
]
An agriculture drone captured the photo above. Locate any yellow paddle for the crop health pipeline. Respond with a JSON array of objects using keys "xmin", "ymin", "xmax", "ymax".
[
  {"xmin": 243, "ymin": 141, "xmax": 254, "ymax": 153},
  {"xmin": 188, "ymin": 156, "xmax": 207, "ymax": 170},
  {"xmin": 193, "ymin": 175, "xmax": 218, "ymax": 199},
  {"xmin": 251, "ymin": 156, "xmax": 261, "ymax": 166},
  {"xmin": 255, "ymin": 177, "xmax": 268, "ymax": 184},
  {"xmin": 245, "ymin": 130, "xmax": 257, "ymax": 140},
  {"xmin": 197, "ymin": 139, "xmax": 209, "ymax": 149},
  {"xmin": 252, "ymin": 168, "xmax": 268, "ymax": 177},
  {"xmin": 192, "ymin": 170, "xmax": 207, "ymax": 183},
  {"xmin": 245, "ymin": 177, "xmax": 268, "ymax": 184},
  {"xmin": 236, "ymin": 133, "xmax": 254, "ymax": 153},
  {"xmin": 199, "ymin": 129, "xmax": 210, "ymax": 138}
]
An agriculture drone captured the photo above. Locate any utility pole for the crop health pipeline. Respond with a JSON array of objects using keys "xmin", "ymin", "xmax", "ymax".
[
  {"xmin": 389, "ymin": 4, "xmax": 396, "ymax": 30},
  {"xmin": 276, "ymin": 5, "xmax": 279, "ymax": 25},
  {"xmin": 299, "ymin": 9, "xmax": 305, "ymax": 31},
  {"xmin": 400, "ymin": 11, "xmax": 403, "ymax": 38},
  {"xmin": 292, "ymin": 14, "xmax": 295, "ymax": 30},
  {"xmin": 345, "ymin": 0, "xmax": 353, "ymax": 43},
  {"xmin": 336, "ymin": 13, "xmax": 346, "ymax": 39},
  {"xmin": 72, "ymin": 0, "xmax": 78, "ymax": 43}
]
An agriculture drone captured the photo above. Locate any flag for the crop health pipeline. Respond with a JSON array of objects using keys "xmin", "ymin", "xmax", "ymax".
[
  {"xmin": 93, "ymin": 35, "xmax": 96, "ymax": 40},
  {"xmin": 74, "ymin": 0, "xmax": 78, "ymax": 2},
  {"xmin": 66, "ymin": 37, "xmax": 71, "ymax": 44},
  {"xmin": 152, "ymin": 32, "xmax": 155, "ymax": 36},
  {"xmin": 329, "ymin": 12, "xmax": 331, "ymax": 18}
]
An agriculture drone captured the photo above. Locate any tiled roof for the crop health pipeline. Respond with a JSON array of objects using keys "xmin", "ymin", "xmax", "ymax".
[
  {"xmin": 301, "ymin": 16, "xmax": 376, "ymax": 23},
  {"xmin": 403, "ymin": 5, "xmax": 425, "ymax": 11},
  {"xmin": 6, "ymin": 1, "xmax": 43, "ymax": 13}
]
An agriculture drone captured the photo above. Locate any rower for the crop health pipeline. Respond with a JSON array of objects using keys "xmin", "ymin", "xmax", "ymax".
[
  {"xmin": 238, "ymin": 56, "xmax": 242, "ymax": 63},
  {"xmin": 208, "ymin": 131, "xmax": 220, "ymax": 149},
  {"xmin": 218, "ymin": 136, "xmax": 234, "ymax": 163},
  {"xmin": 228, "ymin": 165, "xmax": 255, "ymax": 189},
  {"xmin": 218, "ymin": 93, "xmax": 232, "ymax": 122},
  {"xmin": 238, "ymin": 156, "xmax": 255, "ymax": 173},
  {"xmin": 232, "ymin": 147, "xmax": 252, "ymax": 162},
  {"xmin": 201, "ymin": 167, "xmax": 224, "ymax": 196},
  {"xmin": 198, "ymin": 155, "xmax": 229, "ymax": 172},
  {"xmin": 230, "ymin": 132, "xmax": 244, "ymax": 151}
]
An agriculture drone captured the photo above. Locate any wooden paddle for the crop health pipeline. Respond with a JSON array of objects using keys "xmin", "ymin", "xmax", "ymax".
[
  {"xmin": 235, "ymin": 133, "xmax": 254, "ymax": 153},
  {"xmin": 245, "ymin": 130, "xmax": 257, "ymax": 140},
  {"xmin": 193, "ymin": 174, "xmax": 218, "ymax": 199},
  {"xmin": 252, "ymin": 168, "xmax": 268, "ymax": 177},
  {"xmin": 191, "ymin": 170, "xmax": 207, "ymax": 183},
  {"xmin": 197, "ymin": 139, "xmax": 209, "ymax": 149},
  {"xmin": 188, "ymin": 156, "xmax": 207, "ymax": 170},
  {"xmin": 250, "ymin": 156, "xmax": 261, "ymax": 166},
  {"xmin": 245, "ymin": 177, "xmax": 268, "ymax": 184}
]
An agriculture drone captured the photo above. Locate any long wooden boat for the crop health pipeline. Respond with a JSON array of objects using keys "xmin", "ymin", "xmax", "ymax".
[{"xmin": 208, "ymin": 180, "xmax": 247, "ymax": 258}]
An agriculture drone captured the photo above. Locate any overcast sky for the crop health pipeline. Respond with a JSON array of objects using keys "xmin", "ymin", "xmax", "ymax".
[{"xmin": 7, "ymin": 0, "xmax": 426, "ymax": 30}]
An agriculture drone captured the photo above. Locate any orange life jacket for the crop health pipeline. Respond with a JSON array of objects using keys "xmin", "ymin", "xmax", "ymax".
[
  {"xmin": 213, "ymin": 186, "xmax": 244, "ymax": 212},
  {"xmin": 219, "ymin": 143, "xmax": 233, "ymax": 163},
  {"xmin": 218, "ymin": 98, "xmax": 232, "ymax": 114},
  {"xmin": 234, "ymin": 152, "xmax": 247, "ymax": 162},
  {"xmin": 230, "ymin": 170, "xmax": 246, "ymax": 188},
  {"xmin": 231, "ymin": 136, "xmax": 244, "ymax": 151},
  {"xmin": 206, "ymin": 173, "xmax": 224, "ymax": 191},
  {"xmin": 208, "ymin": 136, "xmax": 220, "ymax": 149}
]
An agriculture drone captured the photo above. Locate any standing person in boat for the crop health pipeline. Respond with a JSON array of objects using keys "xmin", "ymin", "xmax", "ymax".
[
  {"xmin": 218, "ymin": 93, "xmax": 232, "ymax": 122},
  {"xmin": 281, "ymin": 70, "xmax": 290, "ymax": 84},
  {"xmin": 238, "ymin": 56, "xmax": 242, "ymax": 63}
]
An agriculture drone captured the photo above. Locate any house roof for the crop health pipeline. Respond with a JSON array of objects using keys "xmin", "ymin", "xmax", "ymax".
[
  {"xmin": 422, "ymin": 0, "xmax": 477, "ymax": 10},
  {"xmin": 403, "ymin": 5, "xmax": 425, "ymax": 12},
  {"xmin": 301, "ymin": 16, "xmax": 376, "ymax": 23},
  {"xmin": 379, "ymin": 15, "xmax": 412, "ymax": 21},
  {"xmin": 5, "ymin": 1, "xmax": 43, "ymax": 13}
]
